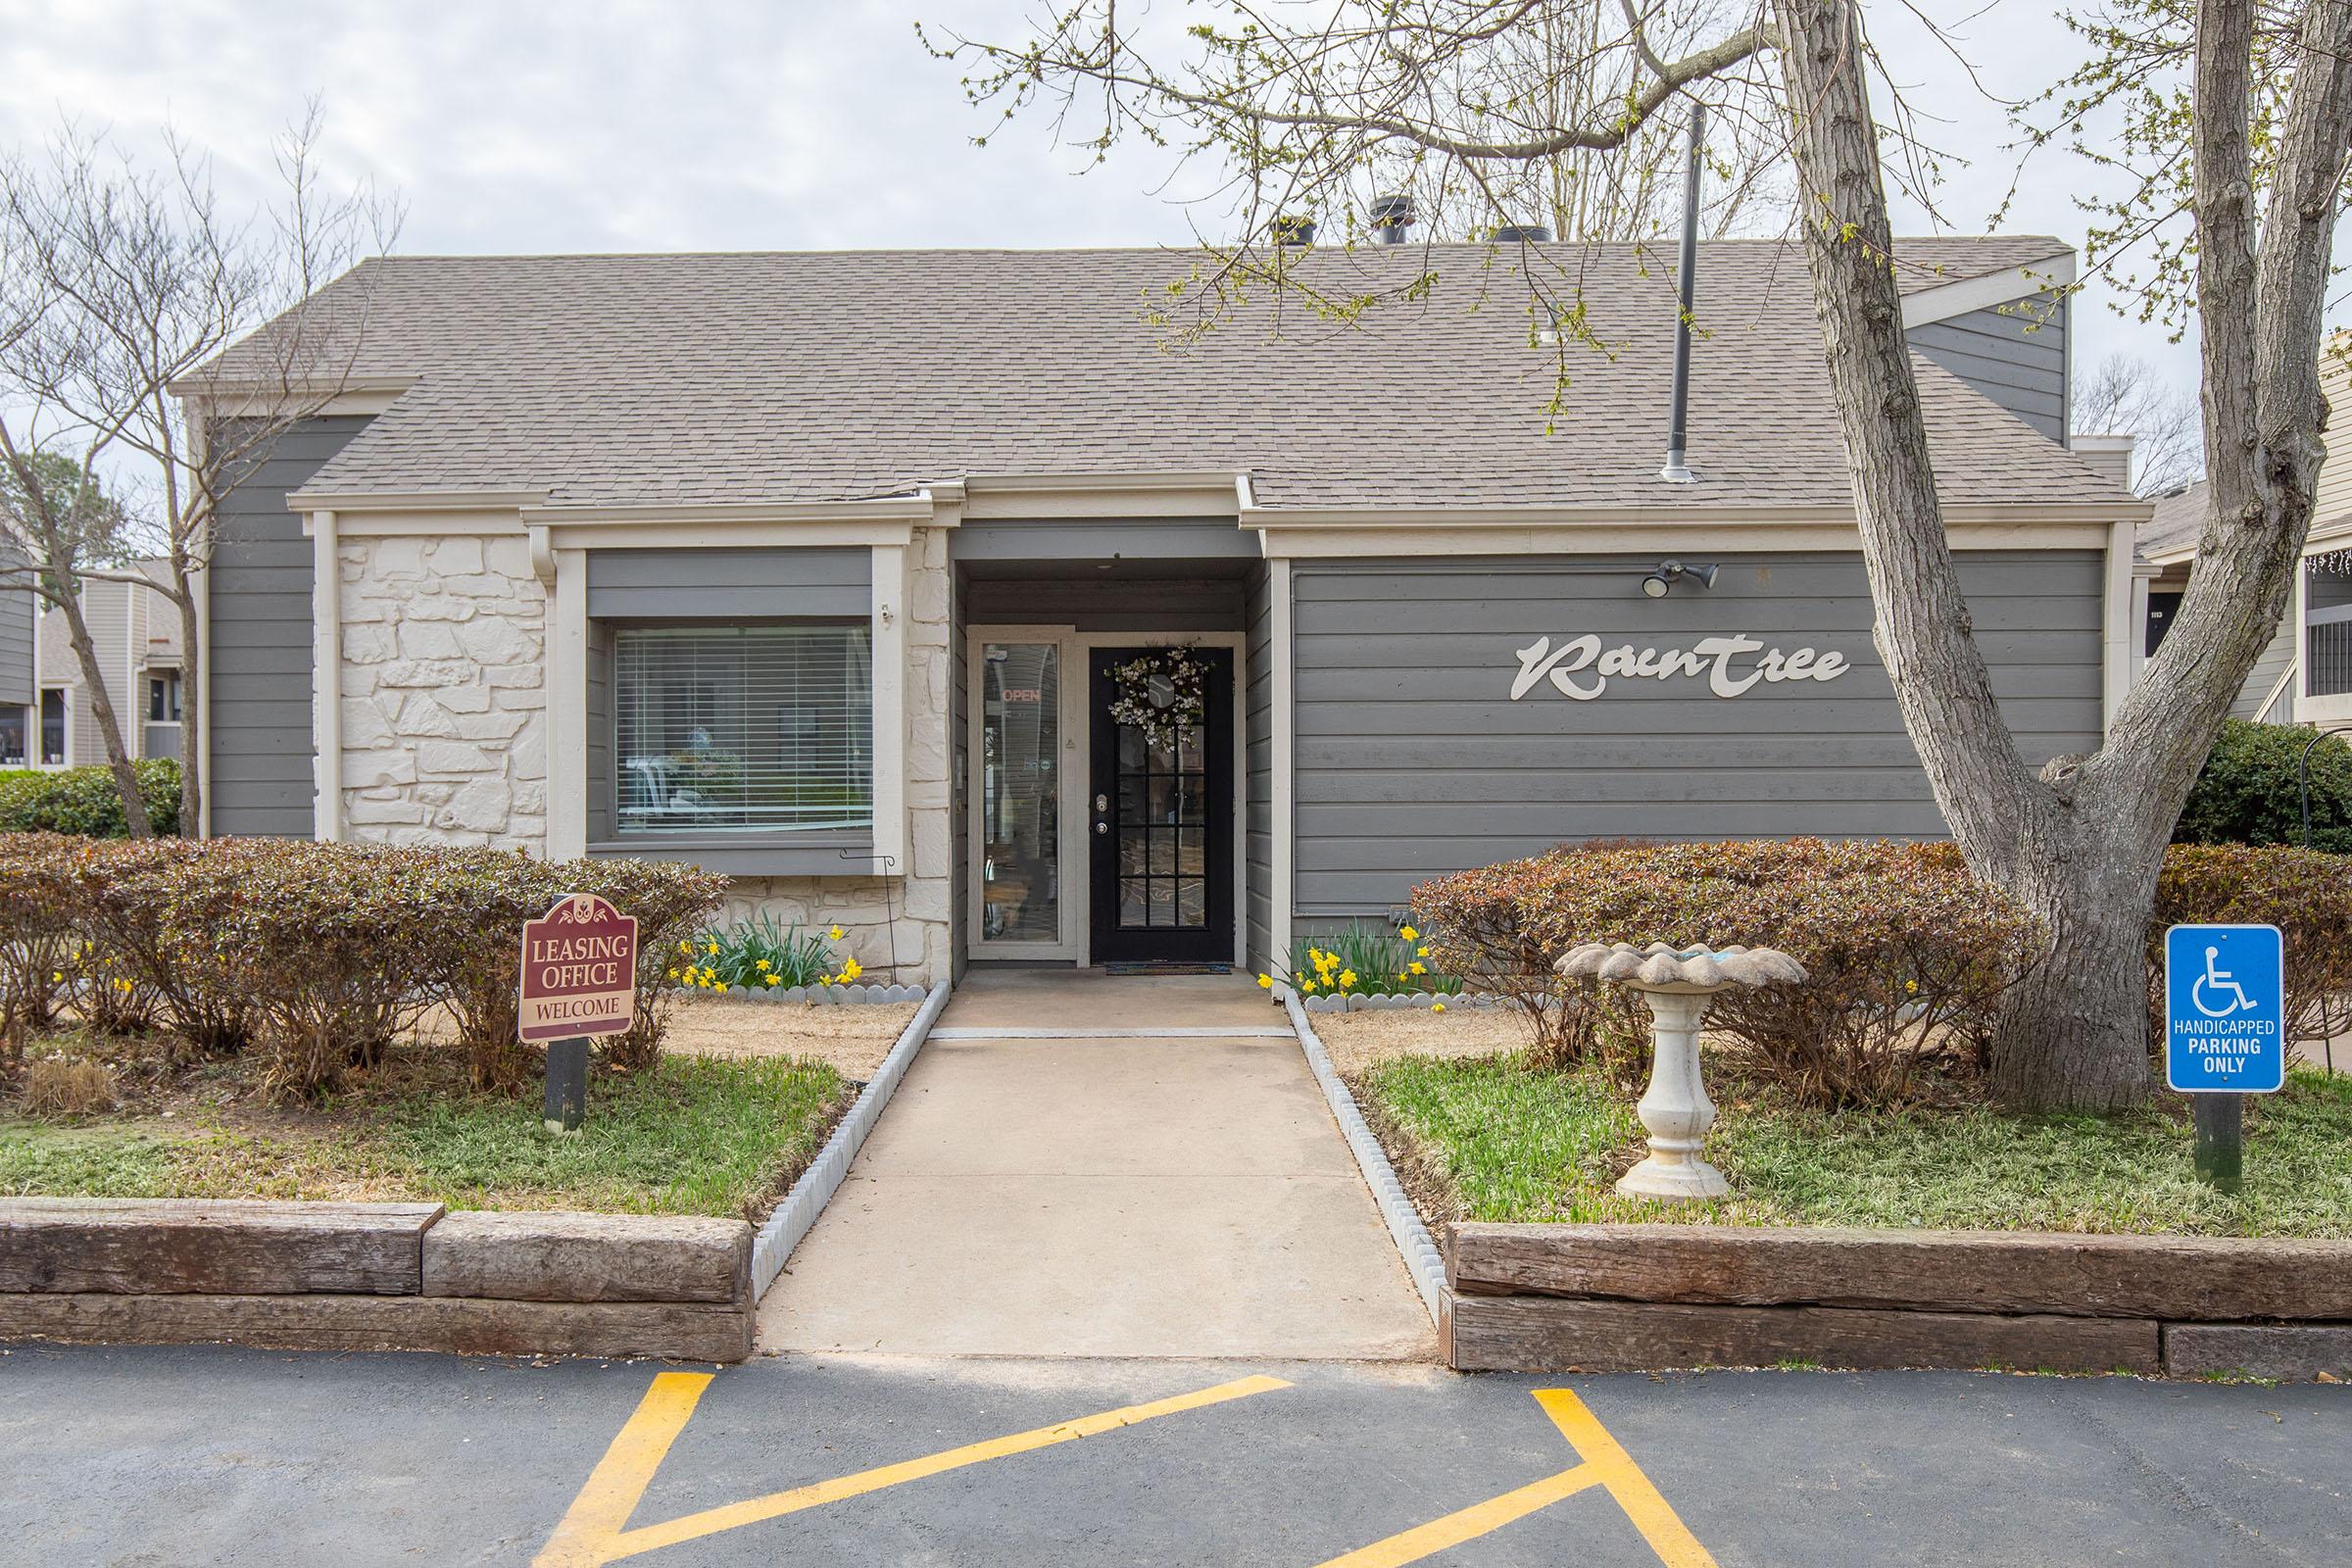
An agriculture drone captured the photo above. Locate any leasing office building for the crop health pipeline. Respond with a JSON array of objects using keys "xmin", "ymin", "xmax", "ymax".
[{"xmin": 190, "ymin": 237, "xmax": 2146, "ymax": 986}]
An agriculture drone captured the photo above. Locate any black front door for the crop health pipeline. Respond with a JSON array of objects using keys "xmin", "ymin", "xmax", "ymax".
[{"xmin": 1088, "ymin": 647, "xmax": 1234, "ymax": 965}]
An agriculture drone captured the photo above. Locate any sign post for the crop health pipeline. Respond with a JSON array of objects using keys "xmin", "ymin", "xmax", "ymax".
[
  {"xmin": 2164, "ymin": 923, "xmax": 2285, "ymax": 1195},
  {"xmin": 518, "ymin": 893, "xmax": 640, "ymax": 1135}
]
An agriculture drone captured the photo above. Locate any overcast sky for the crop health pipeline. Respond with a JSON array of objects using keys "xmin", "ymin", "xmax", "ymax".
[{"xmin": 0, "ymin": 1, "xmax": 2207, "ymax": 408}]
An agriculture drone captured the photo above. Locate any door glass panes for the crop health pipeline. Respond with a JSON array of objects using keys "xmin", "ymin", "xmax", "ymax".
[
  {"xmin": 981, "ymin": 643, "xmax": 1059, "ymax": 943},
  {"xmin": 1115, "ymin": 718, "xmax": 1207, "ymax": 930}
]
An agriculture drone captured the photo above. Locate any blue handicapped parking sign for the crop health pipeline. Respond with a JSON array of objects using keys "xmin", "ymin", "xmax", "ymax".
[{"xmin": 2165, "ymin": 924, "xmax": 2286, "ymax": 1094}]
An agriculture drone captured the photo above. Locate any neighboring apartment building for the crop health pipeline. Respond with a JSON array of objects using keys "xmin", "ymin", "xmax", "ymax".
[
  {"xmin": 0, "ymin": 559, "xmax": 184, "ymax": 769},
  {"xmin": 2138, "ymin": 358, "xmax": 2352, "ymax": 726},
  {"xmin": 188, "ymin": 235, "xmax": 2147, "ymax": 988}
]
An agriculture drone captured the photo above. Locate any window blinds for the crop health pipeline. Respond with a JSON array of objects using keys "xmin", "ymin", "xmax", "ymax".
[{"xmin": 614, "ymin": 624, "xmax": 873, "ymax": 834}]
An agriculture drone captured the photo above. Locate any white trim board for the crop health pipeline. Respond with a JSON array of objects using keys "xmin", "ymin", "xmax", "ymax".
[{"xmin": 961, "ymin": 625, "xmax": 1250, "ymax": 970}]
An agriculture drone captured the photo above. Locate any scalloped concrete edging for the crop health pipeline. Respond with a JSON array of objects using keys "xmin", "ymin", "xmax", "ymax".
[
  {"xmin": 1283, "ymin": 993, "xmax": 1446, "ymax": 1326},
  {"xmin": 694, "ymin": 982, "xmax": 929, "ymax": 1005},
  {"xmin": 1298, "ymin": 991, "xmax": 1503, "ymax": 1012},
  {"xmin": 749, "ymin": 979, "xmax": 953, "ymax": 1298}
]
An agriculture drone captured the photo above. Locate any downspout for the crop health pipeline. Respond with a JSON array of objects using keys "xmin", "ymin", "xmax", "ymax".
[
  {"xmin": 1660, "ymin": 103, "xmax": 1705, "ymax": 485},
  {"xmin": 311, "ymin": 509, "xmax": 342, "ymax": 841}
]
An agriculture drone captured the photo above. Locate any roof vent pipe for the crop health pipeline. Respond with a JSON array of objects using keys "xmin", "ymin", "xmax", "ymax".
[
  {"xmin": 1660, "ymin": 104, "xmax": 1705, "ymax": 485},
  {"xmin": 1370, "ymin": 193, "xmax": 1414, "ymax": 244}
]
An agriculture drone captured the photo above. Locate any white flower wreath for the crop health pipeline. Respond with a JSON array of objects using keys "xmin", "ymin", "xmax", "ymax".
[{"xmin": 1107, "ymin": 645, "xmax": 1208, "ymax": 754}]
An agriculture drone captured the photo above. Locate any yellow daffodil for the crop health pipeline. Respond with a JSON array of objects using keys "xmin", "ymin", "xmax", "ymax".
[
  {"xmin": 827, "ymin": 925, "xmax": 845, "ymax": 941},
  {"xmin": 757, "ymin": 957, "xmax": 772, "ymax": 971},
  {"xmin": 1299, "ymin": 978, "xmax": 1317, "ymax": 994},
  {"xmin": 1409, "ymin": 961, "xmax": 1426, "ymax": 976},
  {"xmin": 705, "ymin": 940, "xmax": 719, "ymax": 956},
  {"xmin": 763, "ymin": 973, "xmax": 779, "ymax": 986},
  {"xmin": 1257, "ymin": 973, "xmax": 1273, "ymax": 989},
  {"xmin": 1339, "ymin": 969, "xmax": 1357, "ymax": 990},
  {"xmin": 714, "ymin": 982, "xmax": 728, "ymax": 994},
  {"xmin": 1432, "ymin": 1002, "xmax": 1446, "ymax": 1012},
  {"xmin": 667, "ymin": 968, "xmax": 680, "ymax": 980},
  {"xmin": 1396, "ymin": 972, "xmax": 1408, "ymax": 981},
  {"xmin": 1399, "ymin": 925, "xmax": 1418, "ymax": 942},
  {"xmin": 678, "ymin": 941, "xmax": 692, "ymax": 956},
  {"xmin": 1904, "ymin": 979, "xmax": 1918, "ymax": 994},
  {"xmin": 1417, "ymin": 947, "xmax": 1429, "ymax": 957},
  {"xmin": 841, "ymin": 957, "xmax": 862, "ymax": 981}
]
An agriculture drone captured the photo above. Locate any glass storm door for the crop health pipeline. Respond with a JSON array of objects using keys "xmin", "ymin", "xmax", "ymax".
[
  {"xmin": 1088, "ymin": 646, "xmax": 1234, "ymax": 965},
  {"xmin": 978, "ymin": 642, "xmax": 1062, "ymax": 948}
]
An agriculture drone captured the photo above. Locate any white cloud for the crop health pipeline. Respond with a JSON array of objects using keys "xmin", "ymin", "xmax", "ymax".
[{"xmin": 0, "ymin": 0, "xmax": 2220, "ymax": 404}]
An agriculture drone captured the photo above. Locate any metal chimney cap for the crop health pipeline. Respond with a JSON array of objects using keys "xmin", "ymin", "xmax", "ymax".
[
  {"xmin": 1369, "ymin": 194, "xmax": 1415, "ymax": 243},
  {"xmin": 1494, "ymin": 223, "xmax": 1552, "ymax": 242},
  {"xmin": 1270, "ymin": 215, "xmax": 1317, "ymax": 246}
]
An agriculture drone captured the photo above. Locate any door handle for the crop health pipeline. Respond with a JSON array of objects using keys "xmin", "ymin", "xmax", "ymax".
[{"xmin": 1095, "ymin": 821, "xmax": 1108, "ymax": 836}]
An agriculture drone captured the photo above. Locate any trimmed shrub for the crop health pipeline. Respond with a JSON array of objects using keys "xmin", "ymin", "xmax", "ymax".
[
  {"xmin": 2151, "ymin": 844, "xmax": 2352, "ymax": 1052},
  {"xmin": 2175, "ymin": 718, "xmax": 2352, "ymax": 853},
  {"xmin": 563, "ymin": 858, "xmax": 730, "ymax": 1073},
  {"xmin": 0, "ymin": 833, "xmax": 87, "ymax": 1046},
  {"xmin": 3, "ymin": 835, "xmax": 725, "ymax": 1101},
  {"xmin": 0, "ymin": 760, "xmax": 180, "ymax": 838},
  {"xmin": 1415, "ymin": 840, "xmax": 2046, "ymax": 1106}
]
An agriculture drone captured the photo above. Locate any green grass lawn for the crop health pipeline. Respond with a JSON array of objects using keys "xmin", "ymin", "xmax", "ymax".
[
  {"xmin": 1359, "ymin": 1052, "xmax": 2352, "ymax": 1238},
  {"xmin": 0, "ymin": 1051, "xmax": 849, "ymax": 1219}
]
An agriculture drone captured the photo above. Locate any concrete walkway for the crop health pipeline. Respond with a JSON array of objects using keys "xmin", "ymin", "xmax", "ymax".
[{"xmin": 758, "ymin": 972, "xmax": 1433, "ymax": 1360}]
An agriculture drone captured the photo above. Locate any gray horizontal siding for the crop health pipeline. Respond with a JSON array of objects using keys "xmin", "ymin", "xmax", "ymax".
[
  {"xmin": 210, "ymin": 416, "xmax": 374, "ymax": 838},
  {"xmin": 2233, "ymin": 612, "xmax": 2297, "ymax": 721},
  {"xmin": 960, "ymin": 575, "xmax": 1247, "ymax": 632},
  {"xmin": 586, "ymin": 547, "xmax": 869, "ymax": 619},
  {"xmin": 952, "ymin": 516, "xmax": 1259, "ymax": 563},
  {"xmin": 1245, "ymin": 562, "xmax": 1275, "ymax": 973},
  {"xmin": 0, "ymin": 547, "xmax": 32, "ymax": 708},
  {"xmin": 1907, "ymin": 296, "xmax": 2067, "ymax": 440},
  {"xmin": 1290, "ymin": 551, "xmax": 2107, "ymax": 918}
]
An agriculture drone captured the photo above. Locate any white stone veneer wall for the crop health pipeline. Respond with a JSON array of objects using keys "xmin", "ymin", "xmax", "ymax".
[
  {"xmin": 337, "ymin": 534, "xmax": 548, "ymax": 854},
  {"xmin": 329, "ymin": 526, "xmax": 956, "ymax": 986}
]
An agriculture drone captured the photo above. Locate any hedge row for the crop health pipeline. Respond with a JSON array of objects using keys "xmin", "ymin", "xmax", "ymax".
[
  {"xmin": 0, "ymin": 836, "xmax": 726, "ymax": 1100},
  {"xmin": 0, "ymin": 760, "xmax": 180, "ymax": 838},
  {"xmin": 1413, "ymin": 839, "xmax": 2351, "ymax": 1108}
]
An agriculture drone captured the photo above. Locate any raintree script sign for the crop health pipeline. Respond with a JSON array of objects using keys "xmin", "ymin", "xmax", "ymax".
[
  {"xmin": 1509, "ymin": 634, "xmax": 1855, "ymax": 701},
  {"xmin": 2164, "ymin": 923, "xmax": 2285, "ymax": 1094},
  {"xmin": 518, "ymin": 893, "xmax": 639, "ymax": 1043}
]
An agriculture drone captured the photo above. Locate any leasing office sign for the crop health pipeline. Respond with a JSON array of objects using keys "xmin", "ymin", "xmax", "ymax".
[{"xmin": 1509, "ymin": 634, "xmax": 1857, "ymax": 701}]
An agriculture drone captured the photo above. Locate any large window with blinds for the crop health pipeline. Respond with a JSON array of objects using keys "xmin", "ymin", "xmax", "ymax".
[{"xmin": 613, "ymin": 624, "xmax": 873, "ymax": 836}]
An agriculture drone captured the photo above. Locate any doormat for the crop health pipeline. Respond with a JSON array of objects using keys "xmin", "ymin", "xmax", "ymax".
[{"xmin": 1104, "ymin": 961, "xmax": 1232, "ymax": 976}]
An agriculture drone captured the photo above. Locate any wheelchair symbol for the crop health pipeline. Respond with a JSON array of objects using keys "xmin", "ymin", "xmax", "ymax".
[{"xmin": 2192, "ymin": 946, "xmax": 2258, "ymax": 1019}]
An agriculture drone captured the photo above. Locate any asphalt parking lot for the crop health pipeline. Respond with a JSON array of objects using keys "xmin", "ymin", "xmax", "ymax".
[{"xmin": 3, "ymin": 1341, "xmax": 2346, "ymax": 1567}]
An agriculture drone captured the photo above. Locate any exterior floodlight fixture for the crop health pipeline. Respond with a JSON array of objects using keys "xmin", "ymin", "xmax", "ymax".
[{"xmin": 1642, "ymin": 560, "xmax": 1720, "ymax": 598}]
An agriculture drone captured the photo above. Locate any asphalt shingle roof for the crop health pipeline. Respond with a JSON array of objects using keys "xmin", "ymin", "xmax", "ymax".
[
  {"xmin": 2139, "ymin": 479, "xmax": 2208, "ymax": 560},
  {"xmin": 244, "ymin": 237, "xmax": 2123, "ymax": 513}
]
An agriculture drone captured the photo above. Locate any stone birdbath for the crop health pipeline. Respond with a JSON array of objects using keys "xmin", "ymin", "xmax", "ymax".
[{"xmin": 1556, "ymin": 941, "xmax": 1807, "ymax": 1200}]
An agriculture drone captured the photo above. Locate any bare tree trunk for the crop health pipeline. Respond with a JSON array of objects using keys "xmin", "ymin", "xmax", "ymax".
[
  {"xmin": 1989, "ymin": 807, "xmax": 2170, "ymax": 1111},
  {"xmin": 1774, "ymin": 0, "xmax": 2352, "ymax": 1111},
  {"xmin": 48, "ymin": 571, "xmax": 153, "ymax": 839}
]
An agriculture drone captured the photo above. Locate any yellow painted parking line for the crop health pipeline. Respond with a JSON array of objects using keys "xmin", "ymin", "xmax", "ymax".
[
  {"xmin": 1536, "ymin": 1389, "xmax": 1719, "ymax": 1568},
  {"xmin": 1310, "ymin": 1464, "xmax": 1608, "ymax": 1567},
  {"xmin": 535, "ymin": 1372, "xmax": 1290, "ymax": 1567},
  {"xmin": 1311, "ymin": 1390, "xmax": 1719, "ymax": 1568}
]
